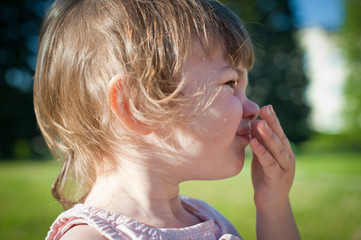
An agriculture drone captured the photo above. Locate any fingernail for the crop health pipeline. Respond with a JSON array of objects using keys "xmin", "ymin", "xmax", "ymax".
[
  {"xmin": 270, "ymin": 105, "xmax": 274, "ymax": 114},
  {"xmin": 266, "ymin": 106, "xmax": 272, "ymax": 116}
]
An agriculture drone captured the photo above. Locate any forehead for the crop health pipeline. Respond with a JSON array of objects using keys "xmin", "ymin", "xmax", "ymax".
[
  {"xmin": 183, "ymin": 39, "xmax": 246, "ymax": 77},
  {"xmin": 184, "ymin": 39, "xmax": 227, "ymax": 72}
]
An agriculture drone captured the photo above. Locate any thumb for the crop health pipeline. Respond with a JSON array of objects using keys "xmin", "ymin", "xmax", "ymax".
[
  {"xmin": 251, "ymin": 119, "xmax": 262, "ymax": 140},
  {"xmin": 250, "ymin": 120, "xmax": 264, "ymax": 187},
  {"xmin": 250, "ymin": 119, "xmax": 262, "ymax": 161}
]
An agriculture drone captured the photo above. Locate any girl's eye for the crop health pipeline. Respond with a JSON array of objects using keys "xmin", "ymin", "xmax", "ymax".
[{"xmin": 224, "ymin": 80, "xmax": 238, "ymax": 89}]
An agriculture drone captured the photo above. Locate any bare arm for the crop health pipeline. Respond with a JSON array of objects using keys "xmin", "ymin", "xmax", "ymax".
[{"xmin": 250, "ymin": 105, "xmax": 301, "ymax": 240}]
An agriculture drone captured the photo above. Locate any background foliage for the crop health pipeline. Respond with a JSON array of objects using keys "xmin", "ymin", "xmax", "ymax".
[
  {"xmin": 339, "ymin": 0, "xmax": 361, "ymax": 148},
  {"xmin": 0, "ymin": 0, "xmax": 50, "ymax": 159}
]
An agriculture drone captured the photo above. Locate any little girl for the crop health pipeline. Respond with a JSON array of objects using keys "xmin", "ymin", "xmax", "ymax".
[{"xmin": 34, "ymin": 0, "xmax": 300, "ymax": 239}]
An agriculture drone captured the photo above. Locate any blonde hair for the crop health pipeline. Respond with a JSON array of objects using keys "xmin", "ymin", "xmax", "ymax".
[{"xmin": 34, "ymin": 0, "xmax": 254, "ymax": 208}]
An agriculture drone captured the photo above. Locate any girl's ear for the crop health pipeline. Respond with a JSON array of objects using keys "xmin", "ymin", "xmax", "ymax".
[{"xmin": 108, "ymin": 75, "xmax": 152, "ymax": 135}]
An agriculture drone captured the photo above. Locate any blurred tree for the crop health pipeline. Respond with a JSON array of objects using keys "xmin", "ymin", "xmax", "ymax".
[
  {"xmin": 221, "ymin": 0, "xmax": 311, "ymax": 143},
  {"xmin": 0, "ymin": 0, "xmax": 49, "ymax": 159},
  {"xmin": 339, "ymin": 0, "xmax": 361, "ymax": 147}
]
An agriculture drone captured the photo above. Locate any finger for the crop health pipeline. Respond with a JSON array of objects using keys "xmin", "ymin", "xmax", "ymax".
[
  {"xmin": 259, "ymin": 105, "xmax": 294, "ymax": 160},
  {"xmin": 256, "ymin": 120, "xmax": 291, "ymax": 169},
  {"xmin": 251, "ymin": 119, "xmax": 263, "ymax": 142},
  {"xmin": 250, "ymin": 138, "xmax": 280, "ymax": 175}
]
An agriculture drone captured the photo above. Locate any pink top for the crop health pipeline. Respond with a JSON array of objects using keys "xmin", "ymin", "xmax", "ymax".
[{"xmin": 46, "ymin": 195, "xmax": 242, "ymax": 240}]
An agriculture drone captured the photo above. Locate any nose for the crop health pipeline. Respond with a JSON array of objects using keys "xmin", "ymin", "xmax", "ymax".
[{"xmin": 243, "ymin": 98, "xmax": 259, "ymax": 121}]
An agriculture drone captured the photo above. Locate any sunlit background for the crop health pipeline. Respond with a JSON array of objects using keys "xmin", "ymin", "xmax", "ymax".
[{"xmin": 0, "ymin": 0, "xmax": 360, "ymax": 239}]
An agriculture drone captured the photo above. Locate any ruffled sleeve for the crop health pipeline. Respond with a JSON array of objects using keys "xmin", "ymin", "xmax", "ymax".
[{"xmin": 45, "ymin": 204, "xmax": 157, "ymax": 240}]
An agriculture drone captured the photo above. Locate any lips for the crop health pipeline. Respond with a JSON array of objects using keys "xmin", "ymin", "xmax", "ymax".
[{"xmin": 236, "ymin": 127, "xmax": 251, "ymax": 140}]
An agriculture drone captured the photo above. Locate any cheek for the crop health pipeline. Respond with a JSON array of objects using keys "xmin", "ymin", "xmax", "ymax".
[
  {"xmin": 200, "ymin": 97, "xmax": 243, "ymax": 143},
  {"xmin": 175, "ymin": 95, "xmax": 243, "ymax": 159}
]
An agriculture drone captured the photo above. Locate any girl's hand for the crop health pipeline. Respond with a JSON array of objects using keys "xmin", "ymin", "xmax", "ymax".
[
  {"xmin": 249, "ymin": 105, "xmax": 300, "ymax": 240},
  {"xmin": 250, "ymin": 105, "xmax": 296, "ymax": 211}
]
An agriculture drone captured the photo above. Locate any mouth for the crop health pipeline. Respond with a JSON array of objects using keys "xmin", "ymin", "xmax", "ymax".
[{"xmin": 236, "ymin": 127, "xmax": 251, "ymax": 142}]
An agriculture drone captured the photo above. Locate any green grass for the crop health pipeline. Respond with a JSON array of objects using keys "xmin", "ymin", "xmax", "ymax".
[
  {"xmin": 0, "ymin": 160, "xmax": 63, "ymax": 239},
  {"xmin": 1, "ymin": 152, "xmax": 361, "ymax": 240}
]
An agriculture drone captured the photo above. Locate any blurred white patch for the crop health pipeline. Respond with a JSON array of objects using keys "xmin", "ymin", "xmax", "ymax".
[{"xmin": 298, "ymin": 27, "xmax": 346, "ymax": 133}]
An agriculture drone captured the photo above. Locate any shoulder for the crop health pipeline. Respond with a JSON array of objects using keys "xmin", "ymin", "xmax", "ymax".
[
  {"xmin": 181, "ymin": 195, "xmax": 241, "ymax": 237},
  {"xmin": 181, "ymin": 195, "xmax": 227, "ymax": 221},
  {"xmin": 46, "ymin": 204, "xmax": 151, "ymax": 240},
  {"xmin": 46, "ymin": 204, "xmax": 120, "ymax": 240},
  {"xmin": 60, "ymin": 225, "xmax": 106, "ymax": 240}
]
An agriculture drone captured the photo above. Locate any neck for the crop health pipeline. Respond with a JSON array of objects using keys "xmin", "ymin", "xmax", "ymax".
[{"xmin": 85, "ymin": 161, "xmax": 200, "ymax": 228}]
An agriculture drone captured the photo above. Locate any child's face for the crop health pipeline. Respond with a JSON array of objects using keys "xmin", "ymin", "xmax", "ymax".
[{"xmin": 173, "ymin": 39, "xmax": 259, "ymax": 180}]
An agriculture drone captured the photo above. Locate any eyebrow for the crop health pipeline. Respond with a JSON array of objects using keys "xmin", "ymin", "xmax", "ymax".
[
  {"xmin": 223, "ymin": 65, "xmax": 249, "ymax": 86},
  {"xmin": 232, "ymin": 66, "xmax": 243, "ymax": 77},
  {"xmin": 217, "ymin": 64, "xmax": 248, "ymax": 82},
  {"xmin": 220, "ymin": 64, "xmax": 237, "ymax": 71},
  {"xmin": 220, "ymin": 65, "xmax": 244, "ymax": 79}
]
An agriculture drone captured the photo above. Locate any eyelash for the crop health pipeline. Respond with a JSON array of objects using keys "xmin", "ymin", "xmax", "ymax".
[{"xmin": 224, "ymin": 80, "xmax": 238, "ymax": 89}]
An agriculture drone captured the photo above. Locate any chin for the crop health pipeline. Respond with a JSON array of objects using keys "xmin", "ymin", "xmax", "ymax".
[
  {"xmin": 219, "ymin": 152, "xmax": 245, "ymax": 180},
  {"xmin": 232, "ymin": 159, "xmax": 245, "ymax": 177},
  {"xmin": 231, "ymin": 151, "xmax": 245, "ymax": 176}
]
